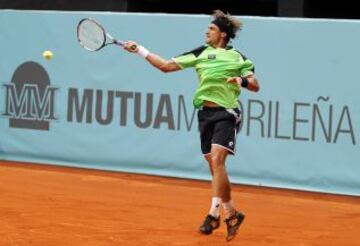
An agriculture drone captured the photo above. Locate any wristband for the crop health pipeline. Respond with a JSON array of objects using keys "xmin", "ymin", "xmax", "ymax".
[
  {"xmin": 137, "ymin": 46, "xmax": 150, "ymax": 58},
  {"xmin": 240, "ymin": 77, "xmax": 249, "ymax": 88}
]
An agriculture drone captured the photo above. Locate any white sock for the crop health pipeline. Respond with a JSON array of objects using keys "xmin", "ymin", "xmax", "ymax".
[
  {"xmin": 222, "ymin": 200, "xmax": 236, "ymax": 219},
  {"xmin": 208, "ymin": 197, "xmax": 221, "ymax": 218}
]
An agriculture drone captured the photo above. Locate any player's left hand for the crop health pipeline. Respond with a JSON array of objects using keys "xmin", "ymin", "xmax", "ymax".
[{"xmin": 226, "ymin": 77, "xmax": 241, "ymax": 86}]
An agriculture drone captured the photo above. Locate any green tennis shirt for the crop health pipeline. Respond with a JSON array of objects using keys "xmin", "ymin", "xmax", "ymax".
[{"xmin": 173, "ymin": 45, "xmax": 255, "ymax": 109}]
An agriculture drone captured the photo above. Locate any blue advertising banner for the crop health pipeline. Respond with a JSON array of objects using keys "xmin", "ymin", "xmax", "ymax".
[{"xmin": 0, "ymin": 10, "xmax": 359, "ymax": 196}]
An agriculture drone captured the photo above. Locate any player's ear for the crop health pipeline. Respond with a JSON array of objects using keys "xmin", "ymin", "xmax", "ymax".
[{"xmin": 221, "ymin": 32, "xmax": 227, "ymax": 39}]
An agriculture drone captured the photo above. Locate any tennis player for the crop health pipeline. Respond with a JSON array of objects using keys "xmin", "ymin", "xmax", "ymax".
[{"xmin": 124, "ymin": 10, "xmax": 260, "ymax": 241}]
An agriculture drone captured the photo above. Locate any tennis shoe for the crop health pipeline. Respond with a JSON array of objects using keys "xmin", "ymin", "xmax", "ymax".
[
  {"xmin": 225, "ymin": 211, "xmax": 245, "ymax": 241},
  {"xmin": 199, "ymin": 214, "xmax": 220, "ymax": 234}
]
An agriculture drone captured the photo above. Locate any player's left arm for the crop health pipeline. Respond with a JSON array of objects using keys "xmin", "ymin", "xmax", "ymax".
[
  {"xmin": 245, "ymin": 74, "xmax": 260, "ymax": 92},
  {"xmin": 227, "ymin": 74, "xmax": 260, "ymax": 92},
  {"xmin": 227, "ymin": 55, "xmax": 260, "ymax": 92}
]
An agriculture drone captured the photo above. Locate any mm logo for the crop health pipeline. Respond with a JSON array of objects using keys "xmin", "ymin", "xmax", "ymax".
[{"xmin": 2, "ymin": 61, "xmax": 58, "ymax": 131}]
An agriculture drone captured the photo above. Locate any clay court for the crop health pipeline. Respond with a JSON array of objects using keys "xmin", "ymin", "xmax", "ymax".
[{"xmin": 1, "ymin": 160, "xmax": 359, "ymax": 246}]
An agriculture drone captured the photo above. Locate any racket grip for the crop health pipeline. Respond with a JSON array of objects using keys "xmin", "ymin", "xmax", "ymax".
[{"xmin": 116, "ymin": 41, "xmax": 136, "ymax": 51}]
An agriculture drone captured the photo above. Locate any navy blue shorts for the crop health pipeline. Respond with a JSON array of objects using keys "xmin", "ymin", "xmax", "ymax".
[{"xmin": 198, "ymin": 107, "xmax": 242, "ymax": 155}]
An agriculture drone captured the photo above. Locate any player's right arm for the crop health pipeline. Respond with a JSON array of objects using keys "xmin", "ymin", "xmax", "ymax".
[
  {"xmin": 146, "ymin": 53, "xmax": 181, "ymax": 73},
  {"xmin": 123, "ymin": 41, "xmax": 181, "ymax": 73}
]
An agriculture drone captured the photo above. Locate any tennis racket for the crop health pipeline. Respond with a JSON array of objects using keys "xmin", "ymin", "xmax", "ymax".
[{"xmin": 77, "ymin": 18, "xmax": 136, "ymax": 52}]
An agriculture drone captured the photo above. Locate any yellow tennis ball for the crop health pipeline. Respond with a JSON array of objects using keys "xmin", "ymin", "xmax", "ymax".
[{"xmin": 43, "ymin": 50, "xmax": 53, "ymax": 60}]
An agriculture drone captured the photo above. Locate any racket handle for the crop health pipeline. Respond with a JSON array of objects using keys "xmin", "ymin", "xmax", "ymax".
[
  {"xmin": 116, "ymin": 41, "xmax": 137, "ymax": 51},
  {"xmin": 115, "ymin": 40, "xmax": 125, "ymax": 47}
]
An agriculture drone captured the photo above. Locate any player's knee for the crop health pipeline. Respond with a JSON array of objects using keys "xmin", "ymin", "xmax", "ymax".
[
  {"xmin": 211, "ymin": 147, "xmax": 228, "ymax": 164},
  {"xmin": 204, "ymin": 154, "xmax": 212, "ymax": 163},
  {"xmin": 211, "ymin": 153, "xmax": 225, "ymax": 168}
]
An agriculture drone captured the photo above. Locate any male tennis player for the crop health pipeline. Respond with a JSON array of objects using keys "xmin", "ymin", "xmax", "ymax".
[{"xmin": 124, "ymin": 10, "xmax": 259, "ymax": 241}]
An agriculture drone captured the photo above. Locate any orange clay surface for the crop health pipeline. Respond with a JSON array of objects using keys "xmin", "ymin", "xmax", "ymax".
[{"xmin": 0, "ymin": 160, "xmax": 360, "ymax": 246}]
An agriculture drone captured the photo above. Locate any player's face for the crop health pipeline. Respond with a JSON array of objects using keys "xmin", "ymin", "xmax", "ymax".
[{"xmin": 206, "ymin": 24, "xmax": 223, "ymax": 45}]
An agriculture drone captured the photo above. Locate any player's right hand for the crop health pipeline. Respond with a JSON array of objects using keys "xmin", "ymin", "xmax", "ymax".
[{"xmin": 123, "ymin": 41, "xmax": 138, "ymax": 53}]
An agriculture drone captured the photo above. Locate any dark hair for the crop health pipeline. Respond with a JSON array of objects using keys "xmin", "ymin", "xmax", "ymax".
[{"xmin": 211, "ymin": 10, "xmax": 242, "ymax": 41}]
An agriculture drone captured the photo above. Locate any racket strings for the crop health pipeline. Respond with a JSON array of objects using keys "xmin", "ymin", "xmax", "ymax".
[{"xmin": 78, "ymin": 20, "xmax": 106, "ymax": 51}]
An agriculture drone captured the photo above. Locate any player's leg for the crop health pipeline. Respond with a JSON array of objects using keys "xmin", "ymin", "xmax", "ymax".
[
  {"xmin": 205, "ymin": 154, "xmax": 223, "ymax": 219},
  {"xmin": 198, "ymin": 109, "xmax": 221, "ymax": 235},
  {"xmin": 210, "ymin": 145, "xmax": 232, "ymax": 203},
  {"xmin": 211, "ymin": 109, "xmax": 245, "ymax": 241},
  {"xmin": 204, "ymin": 154, "xmax": 222, "ymax": 221},
  {"xmin": 204, "ymin": 154, "xmax": 213, "ymax": 176}
]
